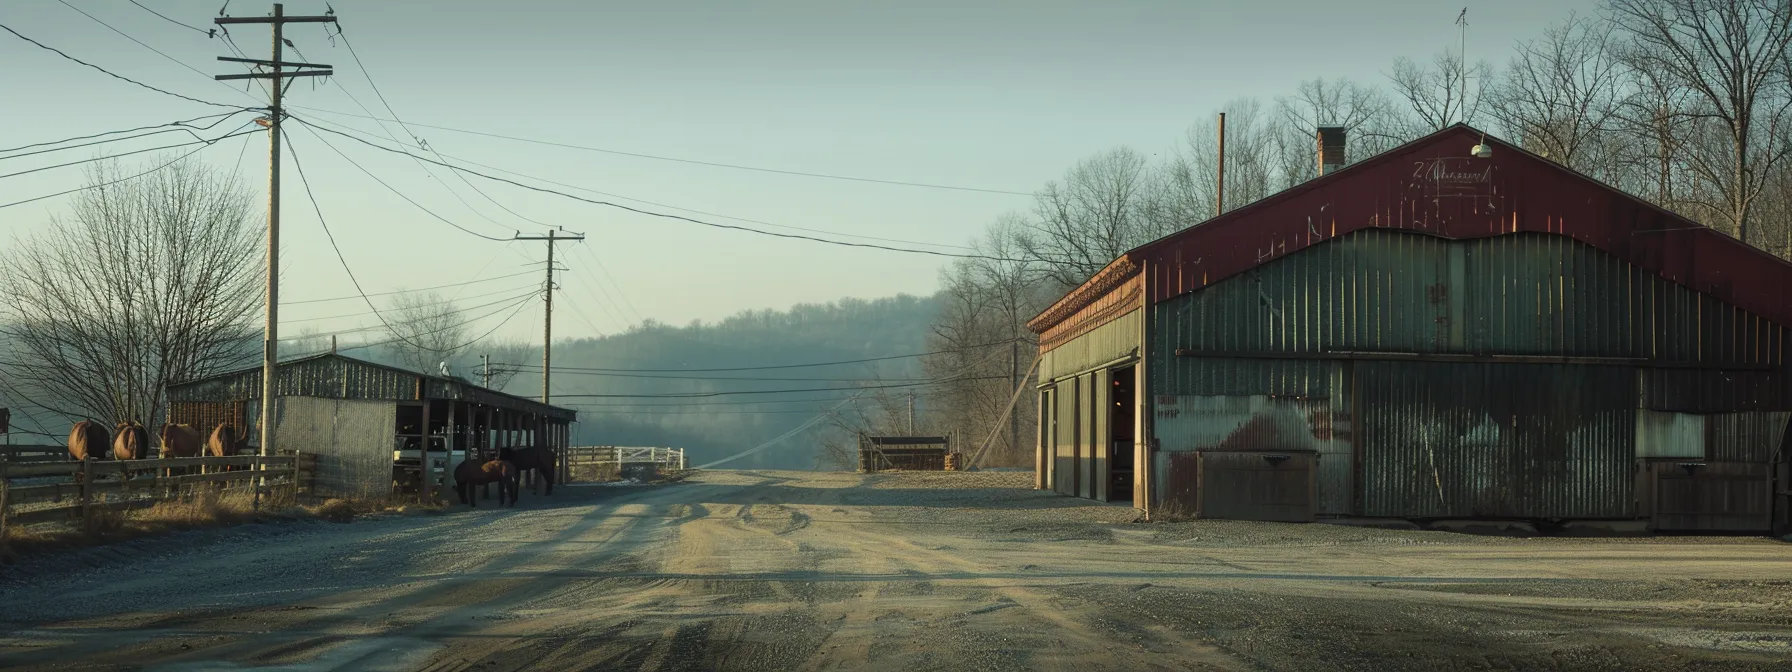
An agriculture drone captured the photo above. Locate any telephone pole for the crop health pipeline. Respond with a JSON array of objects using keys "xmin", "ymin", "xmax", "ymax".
[
  {"xmin": 214, "ymin": 5, "xmax": 335, "ymax": 471},
  {"xmin": 513, "ymin": 228, "xmax": 584, "ymax": 404},
  {"xmin": 480, "ymin": 354, "xmax": 492, "ymax": 389},
  {"xmin": 907, "ymin": 391, "xmax": 916, "ymax": 434}
]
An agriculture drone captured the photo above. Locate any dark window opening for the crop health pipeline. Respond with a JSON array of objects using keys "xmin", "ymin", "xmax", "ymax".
[{"xmin": 1110, "ymin": 365, "xmax": 1136, "ymax": 502}]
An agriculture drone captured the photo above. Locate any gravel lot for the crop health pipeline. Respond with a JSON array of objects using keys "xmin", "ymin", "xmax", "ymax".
[{"xmin": 2, "ymin": 469, "xmax": 1790, "ymax": 671}]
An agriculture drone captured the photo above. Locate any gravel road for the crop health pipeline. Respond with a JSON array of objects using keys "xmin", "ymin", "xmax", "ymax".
[{"xmin": 2, "ymin": 470, "xmax": 1790, "ymax": 671}]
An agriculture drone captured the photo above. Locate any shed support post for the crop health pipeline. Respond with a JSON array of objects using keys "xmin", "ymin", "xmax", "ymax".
[{"xmin": 419, "ymin": 395, "xmax": 432, "ymax": 505}]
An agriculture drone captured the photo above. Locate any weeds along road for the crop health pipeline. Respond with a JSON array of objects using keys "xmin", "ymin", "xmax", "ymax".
[{"xmin": 3, "ymin": 470, "xmax": 1792, "ymax": 671}]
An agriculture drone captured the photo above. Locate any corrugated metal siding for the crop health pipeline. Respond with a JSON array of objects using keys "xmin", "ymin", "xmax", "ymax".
[
  {"xmin": 1646, "ymin": 461, "xmax": 1774, "ymax": 531},
  {"xmin": 1151, "ymin": 228, "xmax": 1786, "ymax": 366},
  {"xmin": 1357, "ymin": 361, "xmax": 1635, "ymax": 518},
  {"xmin": 1150, "ymin": 387, "xmax": 1352, "ymax": 514},
  {"xmin": 1133, "ymin": 126, "xmax": 1792, "ymax": 336},
  {"xmin": 1636, "ymin": 410, "xmax": 1704, "ymax": 459},
  {"xmin": 1053, "ymin": 378, "xmax": 1076, "ymax": 496},
  {"xmin": 1706, "ymin": 412, "xmax": 1791, "ymax": 462},
  {"xmin": 274, "ymin": 396, "xmax": 395, "ymax": 499},
  {"xmin": 1040, "ymin": 309, "xmax": 1141, "ymax": 383},
  {"xmin": 167, "ymin": 354, "xmax": 575, "ymax": 421},
  {"xmin": 1195, "ymin": 451, "xmax": 1318, "ymax": 522}
]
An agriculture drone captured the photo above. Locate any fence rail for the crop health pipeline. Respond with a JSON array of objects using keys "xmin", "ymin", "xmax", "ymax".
[
  {"xmin": 0, "ymin": 454, "xmax": 304, "ymax": 538},
  {"xmin": 566, "ymin": 446, "xmax": 685, "ymax": 470}
]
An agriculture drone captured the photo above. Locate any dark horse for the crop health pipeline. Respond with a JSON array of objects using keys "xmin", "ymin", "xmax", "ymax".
[
  {"xmin": 498, "ymin": 446, "xmax": 557, "ymax": 495},
  {"xmin": 455, "ymin": 459, "xmax": 517, "ymax": 507}
]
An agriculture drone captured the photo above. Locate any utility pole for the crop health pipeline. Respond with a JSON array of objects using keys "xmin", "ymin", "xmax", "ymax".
[
  {"xmin": 513, "ymin": 228, "xmax": 584, "ymax": 405},
  {"xmin": 214, "ymin": 5, "xmax": 335, "ymax": 498},
  {"xmin": 907, "ymin": 391, "xmax": 915, "ymax": 435},
  {"xmin": 480, "ymin": 354, "xmax": 492, "ymax": 389},
  {"xmin": 1216, "ymin": 112, "xmax": 1226, "ymax": 217},
  {"xmin": 1009, "ymin": 338, "xmax": 1020, "ymax": 461}
]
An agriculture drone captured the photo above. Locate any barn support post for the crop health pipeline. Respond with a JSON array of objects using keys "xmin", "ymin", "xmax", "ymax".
[{"xmin": 418, "ymin": 391, "xmax": 432, "ymax": 505}]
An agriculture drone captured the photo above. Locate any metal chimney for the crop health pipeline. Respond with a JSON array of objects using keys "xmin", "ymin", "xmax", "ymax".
[{"xmin": 1317, "ymin": 126, "xmax": 1347, "ymax": 176}]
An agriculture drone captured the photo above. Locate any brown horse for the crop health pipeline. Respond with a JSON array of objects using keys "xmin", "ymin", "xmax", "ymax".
[
  {"xmin": 208, "ymin": 424, "xmax": 245, "ymax": 457},
  {"xmin": 112, "ymin": 421, "xmax": 150, "ymax": 460},
  {"xmin": 158, "ymin": 423, "xmax": 203, "ymax": 458},
  {"xmin": 498, "ymin": 446, "xmax": 556, "ymax": 495},
  {"xmin": 455, "ymin": 459, "xmax": 517, "ymax": 507},
  {"xmin": 67, "ymin": 420, "xmax": 110, "ymax": 461}
]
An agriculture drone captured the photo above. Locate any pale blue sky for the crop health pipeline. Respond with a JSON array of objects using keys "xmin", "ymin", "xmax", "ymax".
[{"xmin": 2, "ymin": 0, "xmax": 1596, "ymax": 344}]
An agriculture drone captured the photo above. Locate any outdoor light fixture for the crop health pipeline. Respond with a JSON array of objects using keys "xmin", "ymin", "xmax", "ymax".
[{"xmin": 1471, "ymin": 143, "xmax": 1492, "ymax": 158}]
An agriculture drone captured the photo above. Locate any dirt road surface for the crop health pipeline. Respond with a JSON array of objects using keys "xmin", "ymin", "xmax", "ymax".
[{"xmin": 3, "ymin": 470, "xmax": 1791, "ymax": 671}]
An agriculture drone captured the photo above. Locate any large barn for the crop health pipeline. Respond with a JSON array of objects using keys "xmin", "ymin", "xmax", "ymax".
[
  {"xmin": 167, "ymin": 353, "xmax": 576, "ymax": 499},
  {"xmin": 1028, "ymin": 124, "xmax": 1792, "ymax": 534}
]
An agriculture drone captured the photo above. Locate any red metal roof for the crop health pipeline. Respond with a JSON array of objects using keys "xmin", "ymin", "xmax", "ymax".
[{"xmin": 1031, "ymin": 124, "xmax": 1792, "ymax": 334}]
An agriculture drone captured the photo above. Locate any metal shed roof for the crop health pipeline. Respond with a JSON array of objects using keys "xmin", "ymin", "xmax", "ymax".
[
  {"xmin": 1030, "ymin": 124, "xmax": 1792, "ymax": 335},
  {"xmin": 167, "ymin": 352, "xmax": 576, "ymax": 421}
]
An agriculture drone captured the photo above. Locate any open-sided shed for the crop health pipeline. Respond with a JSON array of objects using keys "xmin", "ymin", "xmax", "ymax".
[
  {"xmin": 166, "ymin": 353, "xmax": 576, "ymax": 499},
  {"xmin": 1028, "ymin": 124, "xmax": 1792, "ymax": 533}
]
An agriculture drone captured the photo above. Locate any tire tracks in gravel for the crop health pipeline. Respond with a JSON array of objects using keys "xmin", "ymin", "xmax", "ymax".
[{"xmin": 0, "ymin": 483, "xmax": 707, "ymax": 671}]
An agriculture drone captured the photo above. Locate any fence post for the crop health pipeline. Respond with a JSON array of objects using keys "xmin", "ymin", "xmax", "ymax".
[
  {"xmin": 1, "ymin": 459, "xmax": 11, "ymax": 551},
  {"xmin": 79, "ymin": 457, "xmax": 92, "ymax": 533}
]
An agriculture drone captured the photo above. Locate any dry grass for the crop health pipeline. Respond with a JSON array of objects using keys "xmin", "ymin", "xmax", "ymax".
[
  {"xmin": 1, "ymin": 487, "xmax": 411, "ymax": 562},
  {"xmin": 569, "ymin": 462, "xmax": 620, "ymax": 483}
]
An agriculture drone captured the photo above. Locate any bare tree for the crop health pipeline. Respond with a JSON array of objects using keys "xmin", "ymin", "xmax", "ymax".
[
  {"xmin": 1390, "ymin": 49, "xmax": 1494, "ymax": 131},
  {"xmin": 382, "ymin": 291, "xmax": 470, "ymax": 373},
  {"xmin": 1607, "ymin": 0, "xmax": 1792, "ymax": 245},
  {"xmin": 1488, "ymin": 13, "xmax": 1629, "ymax": 178},
  {"xmin": 0, "ymin": 156, "xmax": 261, "ymax": 428},
  {"xmin": 1277, "ymin": 78, "xmax": 1409, "ymax": 182},
  {"xmin": 1162, "ymin": 99, "xmax": 1282, "ymax": 223},
  {"xmin": 1019, "ymin": 147, "xmax": 1168, "ymax": 288}
]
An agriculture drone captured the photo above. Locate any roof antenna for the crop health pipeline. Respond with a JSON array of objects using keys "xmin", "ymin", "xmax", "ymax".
[{"xmin": 1456, "ymin": 7, "xmax": 1470, "ymax": 125}]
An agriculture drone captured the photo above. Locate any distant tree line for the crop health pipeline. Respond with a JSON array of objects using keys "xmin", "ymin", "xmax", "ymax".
[{"xmin": 924, "ymin": 0, "xmax": 1792, "ymax": 468}]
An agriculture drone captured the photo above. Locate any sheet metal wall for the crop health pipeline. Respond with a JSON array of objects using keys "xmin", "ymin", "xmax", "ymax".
[
  {"xmin": 168, "ymin": 354, "xmax": 576, "ymax": 422},
  {"xmin": 1152, "ymin": 229, "xmax": 1786, "ymax": 370},
  {"xmin": 1039, "ymin": 309, "xmax": 1142, "ymax": 383},
  {"xmin": 274, "ymin": 396, "xmax": 395, "ymax": 499},
  {"xmin": 1133, "ymin": 126, "xmax": 1792, "ymax": 335},
  {"xmin": 1356, "ymin": 362, "xmax": 1636, "ymax": 518},
  {"xmin": 1151, "ymin": 382, "xmax": 1353, "ymax": 514}
]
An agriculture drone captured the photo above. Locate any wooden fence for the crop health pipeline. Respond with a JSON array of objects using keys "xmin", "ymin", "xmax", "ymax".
[
  {"xmin": 564, "ymin": 446, "xmax": 686, "ymax": 483},
  {"xmin": 0, "ymin": 455, "xmax": 304, "ymax": 540}
]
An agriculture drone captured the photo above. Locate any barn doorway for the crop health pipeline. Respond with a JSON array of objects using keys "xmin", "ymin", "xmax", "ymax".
[{"xmin": 1109, "ymin": 365, "xmax": 1136, "ymax": 502}]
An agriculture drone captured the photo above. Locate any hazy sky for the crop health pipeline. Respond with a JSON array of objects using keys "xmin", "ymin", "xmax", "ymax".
[{"xmin": 2, "ymin": 0, "xmax": 1597, "ymax": 345}]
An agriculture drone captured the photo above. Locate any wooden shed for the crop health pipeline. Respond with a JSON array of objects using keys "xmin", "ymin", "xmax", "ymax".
[{"xmin": 166, "ymin": 353, "xmax": 576, "ymax": 499}]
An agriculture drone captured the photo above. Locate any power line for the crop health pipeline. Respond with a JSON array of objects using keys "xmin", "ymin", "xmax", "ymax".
[
  {"xmin": 288, "ymin": 105, "xmax": 1033, "ymax": 196},
  {"xmin": 289, "ymin": 117, "xmax": 1030, "ymax": 261},
  {"xmin": 54, "ymin": 0, "xmax": 260, "ymax": 105},
  {"xmin": 0, "ymin": 123, "xmax": 258, "ymax": 210},
  {"xmin": 295, "ymin": 294, "xmax": 537, "ymax": 358},
  {"xmin": 283, "ymin": 284, "xmax": 542, "ymax": 326},
  {"xmin": 547, "ymin": 374, "xmax": 1007, "ymax": 399},
  {"xmin": 286, "ymin": 270, "xmax": 541, "ymax": 305},
  {"xmin": 295, "ymin": 114, "xmax": 982, "ymax": 252},
  {"xmin": 0, "ymin": 22, "xmax": 245, "ymax": 110},
  {"xmin": 290, "ymin": 122, "xmax": 511, "ymax": 242},
  {"xmin": 0, "ymin": 110, "xmax": 244, "ymax": 156},
  {"xmin": 128, "ymin": 0, "xmax": 213, "ymax": 36},
  {"xmin": 495, "ymin": 338, "xmax": 1020, "ymax": 373},
  {"xmin": 555, "ymin": 287, "xmax": 612, "ymax": 339},
  {"xmin": 320, "ymin": 25, "xmax": 519, "ymax": 239},
  {"xmin": 285, "ymin": 126, "xmax": 525, "ymax": 359},
  {"xmin": 572, "ymin": 244, "xmax": 644, "ymax": 325},
  {"xmin": 0, "ymin": 130, "xmax": 249, "ymax": 181}
]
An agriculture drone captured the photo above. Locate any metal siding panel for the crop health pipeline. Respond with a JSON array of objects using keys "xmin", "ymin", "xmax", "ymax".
[
  {"xmin": 1078, "ymin": 372, "xmax": 1096, "ymax": 499},
  {"xmin": 1635, "ymin": 410, "xmax": 1705, "ymax": 459},
  {"xmin": 1054, "ymin": 379, "xmax": 1075, "ymax": 496},
  {"xmin": 1358, "ymin": 361, "xmax": 1635, "ymax": 518},
  {"xmin": 274, "ymin": 396, "xmax": 395, "ymax": 499},
  {"xmin": 1705, "ymin": 412, "xmax": 1791, "ymax": 462},
  {"xmin": 1094, "ymin": 368, "xmax": 1111, "ymax": 502}
]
